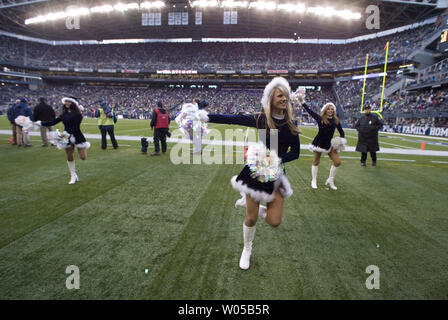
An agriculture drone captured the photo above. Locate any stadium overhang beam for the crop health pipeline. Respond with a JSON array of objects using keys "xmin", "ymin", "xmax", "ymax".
[
  {"xmin": 378, "ymin": 0, "xmax": 437, "ymax": 6},
  {"xmin": 40, "ymin": 75, "xmax": 335, "ymax": 86},
  {"xmin": 0, "ymin": 0, "xmax": 49, "ymax": 9}
]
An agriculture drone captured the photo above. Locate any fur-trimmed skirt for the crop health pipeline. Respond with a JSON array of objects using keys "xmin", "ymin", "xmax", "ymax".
[
  {"xmin": 308, "ymin": 144, "xmax": 331, "ymax": 153},
  {"xmin": 62, "ymin": 135, "xmax": 90, "ymax": 149},
  {"xmin": 230, "ymin": 165, "xmax": 293, "ymax": 203}
]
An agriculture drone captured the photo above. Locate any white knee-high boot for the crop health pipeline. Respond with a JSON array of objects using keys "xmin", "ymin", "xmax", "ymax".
[
  {"xmin": 67, "ymin": 160, "xmax": 79, "ymax": 184},
  {"xmin": 239, "ymin": 223, "xmax": 256, "ymax": 270},
  {"xmin": 325, "ymin": 165, "xmax": 338, "ymax": 190},
  {"xmin": 311, "ymin": 165, "xmax": 318, "ymax": 189}
]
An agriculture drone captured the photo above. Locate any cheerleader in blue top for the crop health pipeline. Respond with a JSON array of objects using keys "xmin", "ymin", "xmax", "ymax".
[
  {"xmin": 296, "ymin": 93, "xmax": 346, "ymax": 190},
  {"xmin": 208, "ymin": 77, "xmax": 300, "ymax": 270},
  {"xmin": 36, "ymin": 97, "xmax": 90, "ymax": 185}
]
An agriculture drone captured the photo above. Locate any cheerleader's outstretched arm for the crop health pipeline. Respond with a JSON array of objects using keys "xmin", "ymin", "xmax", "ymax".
[
  {"xmin": 302, "ymin": 103, "xmax": 321, "ymax": 123},
  {"xmin": 281, "ymin": 136, "xmax": 300, "ymax": 163},
  {"xmin": 208, "ymin": 114, "xmax": 257, "ymax": 127},
  {"xmin": 337, "ymin": 122, "xmax": 345, "ymax": 138},
  {"xmin": 40, "ymin": 117, "xmax": 62, "ymax": 127}
]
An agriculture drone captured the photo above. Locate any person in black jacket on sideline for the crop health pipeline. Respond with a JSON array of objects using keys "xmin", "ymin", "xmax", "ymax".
[
  {"xmin": 355, "ymin": 105, "xmax": 383, "ymax": 167},
  {"xmin": 33, "ymin": 97, "xmax": 56, "ymax": 147}
]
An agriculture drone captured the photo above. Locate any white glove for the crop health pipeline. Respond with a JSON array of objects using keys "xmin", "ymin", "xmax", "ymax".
[
  {"xmin": 340, "ymin": 137, "xmax": 347, "ymax": 145},
  {"xmin": 34, "ymin": 120, "xmax": 42, "ymax": 126}
]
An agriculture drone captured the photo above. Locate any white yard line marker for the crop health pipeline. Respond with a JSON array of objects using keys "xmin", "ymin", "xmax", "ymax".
[
  {"xmin": 376, "ymin": 141, "xmax": 415, "ymax": 149},
  {"xmin": 431, "ymin": 161, "xmax": 448, "ymax": 164},
  {"xmin": 300, "ymin": 154, "xmax": 416, "ymax": 162},
  {"xmin": 300, "ymin": 134, "xmax": 313, "ymax": 140},
  {"xmin": 345, "ymin": 128, "xmax": 448, "ymax": 141}
]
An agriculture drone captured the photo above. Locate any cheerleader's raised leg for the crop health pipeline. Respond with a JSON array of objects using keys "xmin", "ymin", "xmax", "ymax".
[
  {"xmin": 234, "ymin": 191, "xmax": 246, "ymax": 208},
  {"xmin": 65, "ymin": 142, "xmax": 88, "ymax": 185},
  {"xmin": 239, "ymin": 188, "xmax": 287, "ymax": 270},
  {"xmin": 235, "ymin": 191, "xmax": 267, "ymax": 219}
]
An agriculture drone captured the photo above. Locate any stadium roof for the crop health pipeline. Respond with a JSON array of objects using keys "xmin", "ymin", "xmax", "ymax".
[{"xmin": 0, "ymin": 0, "xmax": 445, "ymax": 41}]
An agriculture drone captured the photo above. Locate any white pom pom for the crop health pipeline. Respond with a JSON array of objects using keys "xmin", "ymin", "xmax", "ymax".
[
  {"xmin": 15, "ymin": 115, "xmax": 29, "ymax": 127},
  {"xmin": 175, "ymin": 102, "xmax": 210, "ymax": 138},
  {"xmin": 15, "ymin": 116, "xmax": 39, "ymax": 132},
  {"xmin": 246, "ymin": 143, "xmax": 284, "ymax": 183},
  {"xmin": 197, "ymin": 110, "xmax": 209, "ymax": 122},
  {"xmin": 291, "ymin": 88, "xmax": 306, "ymax": 106},
  {"xmin": 47, "ymin": 130, "xmax": 71, "ymax": 150},
  {"xmin": 331, "ymin": 137, "xmax": 346, "ymax": 152}
]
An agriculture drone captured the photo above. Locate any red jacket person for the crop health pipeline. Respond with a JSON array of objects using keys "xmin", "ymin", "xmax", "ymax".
[{"xmin": 150, "ymin": 101, "xmax": 170, "ymax": 156}]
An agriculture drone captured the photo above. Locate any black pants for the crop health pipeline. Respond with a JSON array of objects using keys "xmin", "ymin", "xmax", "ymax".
[
  {"xmin": 361, "ymin": 152, "xmax": 377, "ymax": 163},
  {"xmin": 99, "ymin": 125, "xmax": 118, "ymax": 149},
  {"xmin": 154, "ymin": 128, "xmax": 168, "ymax": 153}
]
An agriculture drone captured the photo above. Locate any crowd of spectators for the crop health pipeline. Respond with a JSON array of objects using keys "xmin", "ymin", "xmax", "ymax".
[
  {"xmin": 0, "ymin": 24, "xmax": 436, "ymax": 71},
  {"xmin": 0, "ymin": 83, "xmax": 336, "ymax": 120},
  {"xmin": 383, "ymin": 88, "xmax": 448, "ymax": 114},
  {"xmin": 2, "ymin": 81, "xmax": 447, "ymax": 128},
  {"xmin": 340, "ymin": 85, "xmax": 448, "ymax": 128},
  {"xmin": 332, "ymin": 72, "xmax": 446, "ymax": 117},
  {"xmin": 406, "ymin": 57, "xmax": 448, "ymax": 88},
  {"xmin": 334, "ymin": 75, "xmax": 399, "ymax": 114}
]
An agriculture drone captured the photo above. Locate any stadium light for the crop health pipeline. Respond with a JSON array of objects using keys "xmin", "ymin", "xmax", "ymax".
[
  {"xmin": 24, "ymin": 7, "xmax": 90, "ymax": 24},
  {"xmin": 248, "ymin": 1, "xmax": 276, "ymax": 10},
  {"xmin": 191, "ymin": 0, "xmax": 218, "ymax": 7},
  {"xmin": 277, "ymin": 3, "xmax": 306, "ymax": 13},
  {"xmin": 24, "ymin": 1, "xmax": 361, "ymax": 25},
  {"xmin": 307, "ymin": 6, "xmax": 325, "ymax": 16},
  {"xmin": 221, "ymin": 1, "xmax": 248, "ymax": 8},
  {"xmin": 90, "ymin": 5, "xmax": 114, "ymax": 13},
  {"xmin": 25, "ymin": 15, "xmax": 46, "ymax": 24},
  {"xmin": 46, "ymin": 11, "xmax": 68, "ymax": 21},
  {"xmin": 307, "ymin": 6, "xmax": 361, "ymax": 20},
  {"xmin": 114, "ymin": 3, "xmax": 140, "ymax": 11},
  {"xmin": 66, "ymin": 7, "xmax": 90, "ymax": 16},
  {"xmin": 337, "ymin": 10, "xmax": 361, "ymax": 20},
  {"xmin": 140, "ymin": 1, "xmax": 165, "ymax": 9}
]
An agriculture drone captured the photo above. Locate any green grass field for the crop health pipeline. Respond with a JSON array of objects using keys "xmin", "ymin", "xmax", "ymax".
[{"xmin": 1, "ymin": 115, "xmax": 448, "ymax": 299}]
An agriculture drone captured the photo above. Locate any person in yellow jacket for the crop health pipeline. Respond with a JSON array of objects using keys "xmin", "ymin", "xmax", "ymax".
[{"xmin": 95, "ymin": 102, "xmax": 118, "ymax": 150}]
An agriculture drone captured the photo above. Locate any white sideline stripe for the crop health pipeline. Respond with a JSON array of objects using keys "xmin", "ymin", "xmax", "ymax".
[
  {"xmin": 431, "ymin": 161, "xmax": 448, "ymax": 164},
  {"xmin": 345, "ymin": 128, "xmax": 448, "ymax": 141},
  {"xmin": 300, "ymin": 154, "xmax": 415, "ymax": 162},
  {"xmin": 0, "ymin": 137, "xmax": 132, "ymax": 147},
  {"xmin": 2, "ymin": 130, "xmax": 448, "ymax": 157},
  {"xmin": 344, "ymin": 133, "xmax": 416, "ymax": 149},
  {"xmin": 167, "ymin": 148, "xmax": 416, "ymax": 162}
]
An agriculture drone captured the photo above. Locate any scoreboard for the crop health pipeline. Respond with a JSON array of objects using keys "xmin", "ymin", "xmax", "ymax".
[{"xmin": 439, "ymin": 14, "xmax": 448, "ymax": 53}]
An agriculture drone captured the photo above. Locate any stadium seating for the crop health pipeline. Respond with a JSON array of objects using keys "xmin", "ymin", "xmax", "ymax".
[{"xmin": 0, "ymin": 24, "xmax": 435, "ymax": 71}]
